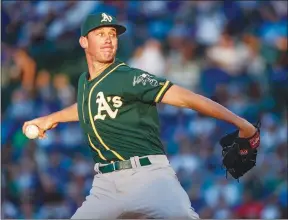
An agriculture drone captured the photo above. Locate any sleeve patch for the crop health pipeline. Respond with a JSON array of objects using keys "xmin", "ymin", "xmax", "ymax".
[{"xmin": 132, "ymin": 73, "xmax": 159, "ymax": 87}]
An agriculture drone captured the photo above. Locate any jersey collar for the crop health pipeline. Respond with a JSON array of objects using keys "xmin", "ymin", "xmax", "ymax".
[{"xmin": 85, "ymin": 58, "xmax": 123, "ymax": 83}]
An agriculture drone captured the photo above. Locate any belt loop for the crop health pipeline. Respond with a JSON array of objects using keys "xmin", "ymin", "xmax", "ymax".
[
  {"xmin": 130, "ymin": 157, "xmax": 137, "ymax": 168},
  {"xmin": 94, "ymin": 163, "xmax": 101, "ymax": 174},
  {"xmin": 134, "ymin": 156, "xmax": 141, "ymax": 167}
]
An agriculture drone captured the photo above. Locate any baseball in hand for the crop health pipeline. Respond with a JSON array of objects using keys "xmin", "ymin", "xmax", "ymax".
[{"xmin": 25, "ymin": 124, "xmax": 40, "ymax": 139}]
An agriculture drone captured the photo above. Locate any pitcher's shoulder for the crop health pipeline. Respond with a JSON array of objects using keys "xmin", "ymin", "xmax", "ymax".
[{"xmin": 117, "ymin": 63, "xmax": 145, "ymax": 76}]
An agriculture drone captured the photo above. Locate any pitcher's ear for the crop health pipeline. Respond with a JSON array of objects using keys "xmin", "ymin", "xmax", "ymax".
[{"xmin": 79, "ymin": 36, "xmax": 88, "ymax": 49}]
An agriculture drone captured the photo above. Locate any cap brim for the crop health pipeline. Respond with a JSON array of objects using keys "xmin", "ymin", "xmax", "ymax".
[
  {"xmin": 85, "ymin": 24, "xmax": 126, "ymax": 36},
  {"xmin": 111, "ymin": 24, "xmax": 126, "ymax": 35}
]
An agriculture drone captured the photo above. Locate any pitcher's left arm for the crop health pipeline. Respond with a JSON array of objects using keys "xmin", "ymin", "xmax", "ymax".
[{"xmin": 161, "ymin": 85, "xmax": 256, "ymax": 138}]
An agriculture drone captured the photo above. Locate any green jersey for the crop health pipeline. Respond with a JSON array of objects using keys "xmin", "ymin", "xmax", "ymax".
[{"xmin": 77, "ymin": 59, "xmax": 173, "ymax": 163}]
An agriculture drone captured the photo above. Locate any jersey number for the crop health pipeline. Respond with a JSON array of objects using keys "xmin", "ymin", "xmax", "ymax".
[{"xmin": 94, "ymin": 92, "xmax": 123, "ymax": 120}]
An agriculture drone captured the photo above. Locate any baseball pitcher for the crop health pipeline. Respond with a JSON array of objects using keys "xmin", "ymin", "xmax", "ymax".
[{"xmin": 23, "ymin": 13, "xmax": 260, "ymax": 219}]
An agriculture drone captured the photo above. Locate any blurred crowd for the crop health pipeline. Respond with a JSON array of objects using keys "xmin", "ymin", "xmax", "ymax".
[{"xmin": 1, "ymin": 1, "xmax": 287, "ymax": 219}]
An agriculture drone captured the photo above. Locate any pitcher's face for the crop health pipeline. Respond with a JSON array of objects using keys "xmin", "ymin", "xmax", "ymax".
[{"xmin": 82, "ymin": 27, "xmax": 118, "ymax": 63}]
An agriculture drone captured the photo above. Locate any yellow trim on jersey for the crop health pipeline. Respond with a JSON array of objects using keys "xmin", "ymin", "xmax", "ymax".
[
  {"xmin": 87, "ymin": 134, "xmax": 107, "ymax": 161},
  {"xmin": 82, "ymin": 84, "xmax": 86, "ymax": 122},
  {"xmin": 155, "ymin": 80, "xmax": 170, "ymax": 103},
  {"xmin": 88, "ymin": 63, "xmax": 126, "ymax": 161},
  {"xmin": 83, "ymin": 84, "xmax": 106, "ymax": 160}
]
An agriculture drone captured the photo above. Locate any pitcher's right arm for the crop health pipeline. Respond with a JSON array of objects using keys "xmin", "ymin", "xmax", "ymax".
[{"xmin": 22, "ymin": 103, "xmax": 78, "ymax": 138}]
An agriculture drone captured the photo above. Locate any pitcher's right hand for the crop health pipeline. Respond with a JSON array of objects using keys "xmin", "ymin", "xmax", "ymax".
[{"xmin": 22, "ymin": 116, "xmax": 58, "ymax": 139}]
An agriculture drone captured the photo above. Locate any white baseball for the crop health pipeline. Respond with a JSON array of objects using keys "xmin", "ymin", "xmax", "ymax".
[{"xmin": 25, "ymin": 124, "xmax": 40, "ymax": 139}]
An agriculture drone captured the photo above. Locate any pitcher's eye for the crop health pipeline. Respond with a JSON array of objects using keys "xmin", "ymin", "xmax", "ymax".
[
  {"xmin": 96, "ymin": 32, "xmax": 104, "ymax": 37},
  {"xmin": 109, "ymin": 33, "xmax": 116, "ymax": 37}
]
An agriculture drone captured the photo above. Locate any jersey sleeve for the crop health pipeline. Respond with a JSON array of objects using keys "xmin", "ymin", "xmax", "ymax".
[{"xmin": 123, "ymin": 69, "xmax": 173, "ymax": 103}]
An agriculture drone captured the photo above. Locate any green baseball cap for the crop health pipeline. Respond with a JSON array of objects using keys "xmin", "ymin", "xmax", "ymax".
[{"xmin": 81, "ymin": 13, "xmax": 126, "ymax": 36}]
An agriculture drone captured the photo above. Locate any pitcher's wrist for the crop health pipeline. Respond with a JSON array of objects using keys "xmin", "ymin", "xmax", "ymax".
[
  {"xmin": 232, "ymin": 117, "xmax": 247, "ymax": 129},
  {"xmin": 49, "ymin": 112, "xmax": 60, "ymax": 125}
]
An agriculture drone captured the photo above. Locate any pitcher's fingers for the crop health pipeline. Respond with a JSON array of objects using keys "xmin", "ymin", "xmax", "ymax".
[
  {"xmin": 38, "ymin": 128, "xmax": 45, "ymax": 137},
  {"xmin": 23, "ymin": 121, "xmax": 33, "ymax": 134},
  {"xmin": 39, "ymin": 133, "xmax": 47, "ymax": 139},
  {"xmin": 39, "ymin": 133, "xmax": 45, "ymax": 139},
  {"xmin": 23, "ymin": 121, "xmax": 35, "ymax": 134}
]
